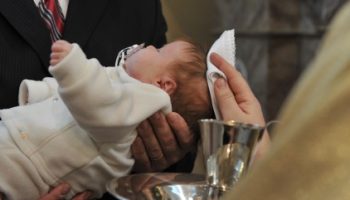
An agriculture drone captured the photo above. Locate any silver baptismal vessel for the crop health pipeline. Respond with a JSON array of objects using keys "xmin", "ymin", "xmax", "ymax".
[{"xmin": 107, "ymin": 119, "xmax": 264, "ymax": 199}]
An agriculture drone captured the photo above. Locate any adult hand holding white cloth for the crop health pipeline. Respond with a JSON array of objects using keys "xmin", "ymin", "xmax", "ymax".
[{"xmin": 206, "ymin": 29, "xmax": 238, "ymax": 120}]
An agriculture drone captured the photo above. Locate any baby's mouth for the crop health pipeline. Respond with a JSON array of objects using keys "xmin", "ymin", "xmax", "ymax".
[
  {"xmin": 125, "ymin": 43, "xmax": 145, "ymax": 59},
  {"xmin": 116, "ymin": 43, "xmax": 145, "ymax": 67}
]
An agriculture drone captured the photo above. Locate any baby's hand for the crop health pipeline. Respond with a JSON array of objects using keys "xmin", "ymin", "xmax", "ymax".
[{"xmin": 50, "ymin": 40, "xmax": 73, "ymax": 66}]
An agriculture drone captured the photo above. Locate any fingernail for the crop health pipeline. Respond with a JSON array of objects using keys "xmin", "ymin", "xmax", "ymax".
[
  {"xmin": 216, "ymin": 78, "xmax": 227, "ymax": 88},
  {"xmin": 61, "ymin": 183, "xmax": 71, "ymax": 194},
  {"xmin": 210, "ymin": 53, "xmax": 221, "ymax": 63},
  {"xmin": 210, "ymin": 52, "xmax": 218, "ymax": 60}
]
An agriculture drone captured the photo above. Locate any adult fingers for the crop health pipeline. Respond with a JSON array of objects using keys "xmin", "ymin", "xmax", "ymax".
[
  {"xmin": 39, "ymin": 183, "xmax": 71, "ymax": 200},
  {"xmin": 251, "ymin": 131, "xmax": 270, "ymax": 163},
  {"xmin": 134, "ymin": 112, "xmax": 196, "ymax": 172},
  {"xmin": 136, "ymin": 117, "xmax": 167, "ymax": 171},
  {"xmin": 214, "ymin": 78, "xmax": 241, "ymax": 121},
  {"xmin": 210, "ymin": 53, "xmax": 270, "ymax": 161},
  {"xmin": 131, "ymin": 136, "xmax": 153, "ymax": 172},
  {"xmin": 166, "ymin": 112, "xmax": 194, "ymax": 152},
  {"xmin": 210, "ymin": 53, "xmax": 256, "ymax": 104},
  {"xmin": 71, "ymin": 192, "xmax": 93, "ymax": 200},
  {"xmin": 211, "ymin": 53, "xmax": 264, "ymax": 124},
  {"xmin": 148, "ymin": 112, "xmax": 181, "ymax": 166},
  {"xmin": 130, "ymin": 173, "xmax": 152, "ymax": 192}
]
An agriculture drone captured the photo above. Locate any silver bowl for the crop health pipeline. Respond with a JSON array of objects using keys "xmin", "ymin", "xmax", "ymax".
[{"xmin": 106, "ymin": 173, "xmax": 223, "ymax": 200}]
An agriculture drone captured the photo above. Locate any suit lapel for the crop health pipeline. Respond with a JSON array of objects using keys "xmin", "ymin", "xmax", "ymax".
[
  {"xmin": 0, "ymin": 0, "xmax": 51, "ymax": 67},
  {"xmin": 0, "ymin": 0, "xmax": 110, "ymax": 66},
  {"xmin": 63, "ymin": 0, "xmax": 110, "ymax": 47}
]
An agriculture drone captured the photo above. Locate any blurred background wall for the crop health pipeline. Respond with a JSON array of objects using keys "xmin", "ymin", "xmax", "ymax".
[{"xmin": 161, "ymin": 0, "xmax": 349, "ymax": 130}]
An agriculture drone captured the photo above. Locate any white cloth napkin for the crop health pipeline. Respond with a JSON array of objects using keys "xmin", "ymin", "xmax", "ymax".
[{"xmin": 206, "ymin": 29, "xmax": 236, "ymax": 120}]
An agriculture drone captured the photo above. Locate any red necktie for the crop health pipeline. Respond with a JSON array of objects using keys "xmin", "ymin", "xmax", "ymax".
[{"xmin": 38, "ymin": 0, "xmax": 65, "ymax": 42}]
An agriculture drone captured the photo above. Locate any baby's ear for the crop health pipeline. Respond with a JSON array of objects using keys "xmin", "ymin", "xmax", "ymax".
[{"xmin": 156, "ymin": 76, "xmax": 177, "ymax": 95}]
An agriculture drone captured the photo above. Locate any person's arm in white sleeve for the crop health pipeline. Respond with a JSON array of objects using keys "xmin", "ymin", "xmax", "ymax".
[{"xmin": 18, "ymin": 77, "xmax": 58, "ymax": 105}]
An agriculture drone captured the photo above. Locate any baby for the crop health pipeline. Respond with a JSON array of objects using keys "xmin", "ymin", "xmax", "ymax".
[{"xmin": 0, "ymin": 39, "xmax": 213, "ymax": 199}]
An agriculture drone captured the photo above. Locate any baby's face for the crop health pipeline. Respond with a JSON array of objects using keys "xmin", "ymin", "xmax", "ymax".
[{"xmin": 124, "ymin": 41, "xmax": 189, "ymax": 83}]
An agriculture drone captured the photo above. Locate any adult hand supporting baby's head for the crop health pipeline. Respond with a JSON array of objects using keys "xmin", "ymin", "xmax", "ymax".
[{"xmin": 132, "ymin": 111, "xmax": 195, "ymax": 172}]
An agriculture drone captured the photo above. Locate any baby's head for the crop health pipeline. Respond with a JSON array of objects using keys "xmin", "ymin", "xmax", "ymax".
[{"xmin": 124, "ymin": 40, "xmax": 214, "ymax": 133}]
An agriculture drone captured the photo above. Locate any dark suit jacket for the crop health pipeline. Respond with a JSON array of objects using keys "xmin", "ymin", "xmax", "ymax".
[{"xmin": 0, "ymin": 0, "xmax": 167, "ymax": 109}]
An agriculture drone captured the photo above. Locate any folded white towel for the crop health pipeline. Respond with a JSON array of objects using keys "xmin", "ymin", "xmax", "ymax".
[{"xmin": 206, "ymin": 29, "xmax": 236, "ymax": 120}]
